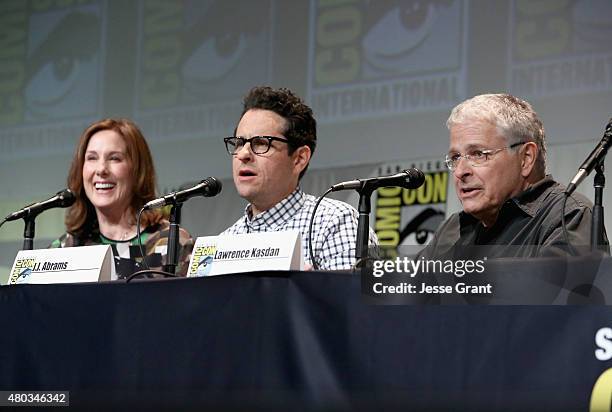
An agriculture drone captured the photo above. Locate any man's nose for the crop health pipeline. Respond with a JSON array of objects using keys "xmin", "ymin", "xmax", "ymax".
[
  {"xmin": 234, "ymin": 143, "xmax": 253, "ymax": 161},
  {"xmin": 453, "ymin": 156, "xmax": 472, "ymax": 179}
]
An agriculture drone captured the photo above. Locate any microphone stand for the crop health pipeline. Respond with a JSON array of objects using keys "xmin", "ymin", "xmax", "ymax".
[
  {"xmin": 591, "ymin": 160, "xmax": 606, "ymax": 252},
  {"xmin": 162, "ymin": 203, "xmax": 182, "ymax": 274},
  {"xmin": 23, "ymin": 215, "xmax": 36, "ymax": 250},
  {"xmin": 355, "ymin": 184, "xmax": 375, "ymax": 269}
]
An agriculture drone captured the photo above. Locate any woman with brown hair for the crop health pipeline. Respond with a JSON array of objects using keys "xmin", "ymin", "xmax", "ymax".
[{"xmin": 50, "ymin": 118, "xmax": 194, "ymax": 278}]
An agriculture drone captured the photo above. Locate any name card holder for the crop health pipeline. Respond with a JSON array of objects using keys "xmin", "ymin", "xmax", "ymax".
[
  {"xmin": 7, "ymin": 245, "xmax": 116, "ymax": 285},
  {"xmin": 187, "ymin": 231, "xmax": 303, "ymax": 277}
]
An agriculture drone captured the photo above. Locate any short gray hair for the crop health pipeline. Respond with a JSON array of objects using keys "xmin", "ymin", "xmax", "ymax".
[{"xmin": 446, "ymin": 93, "xmax": 546, "ymax": 176}]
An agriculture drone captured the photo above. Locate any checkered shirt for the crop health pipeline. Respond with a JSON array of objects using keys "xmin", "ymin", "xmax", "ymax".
[{"xmin": 221, "ymin": 189, "xmax": 378, "ymax": 270}]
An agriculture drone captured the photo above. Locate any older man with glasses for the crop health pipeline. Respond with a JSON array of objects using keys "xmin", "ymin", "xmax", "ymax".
[
  {"xmin": 421, "ymin": 93, "xmax": 605, "ymax": 258},
  {"xmin": 221, "ymin": 86, "xmax": 377, "ymax": 270}
]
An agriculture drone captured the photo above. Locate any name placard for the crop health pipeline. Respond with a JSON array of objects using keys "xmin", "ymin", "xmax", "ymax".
[
  {"xmin": 7, "ymin": 245, "xmax": 116, "ymax": 285},
  {"xmin": 187, "ymin": 231, "xmax": 303, "ymax": 277}
]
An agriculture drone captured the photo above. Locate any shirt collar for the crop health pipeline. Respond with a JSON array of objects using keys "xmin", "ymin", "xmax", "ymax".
[
  {"xmin": 243, "ymin": 188, "xmax": 304, "ymax": 230},
  {"xmin": 510, "ymin": 175, "xmax": 556, "ymax": 216}
]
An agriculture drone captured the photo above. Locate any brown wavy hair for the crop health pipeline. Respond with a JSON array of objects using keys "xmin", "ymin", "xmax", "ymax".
[{"xmin": 65, "ymin": 118, "xmax": 164, "ymax": 237}]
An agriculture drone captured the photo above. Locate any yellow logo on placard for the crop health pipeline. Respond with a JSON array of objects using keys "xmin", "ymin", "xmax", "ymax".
[
  {"xmin": 590, "ymin": 367, "xmax": 612, "ymax": 412},
  {"xmin": 9, "ymin": 258, "xmax": 36, "ymax": 284},
  {"xmin": 189, "ymin": 245, "xmax": 217, "ymax": 276}
]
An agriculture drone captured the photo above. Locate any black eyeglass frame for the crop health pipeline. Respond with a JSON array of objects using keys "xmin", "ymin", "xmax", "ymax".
[{"xmin": 224, "ymin": 135, "xmax": 292, "ymax": 155}]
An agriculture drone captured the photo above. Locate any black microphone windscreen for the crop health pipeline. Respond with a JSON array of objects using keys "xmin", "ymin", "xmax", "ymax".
[
  {"xmin": 202, "ymin": 177, "xmax": 222, "ymax": 196},
  {"xmin": 402, "ymin": 168, "xmax": 425, "ymax": 189},
  {"xmin": 58, "ymin": 189, "xmax": 76, "ymax": 207}
]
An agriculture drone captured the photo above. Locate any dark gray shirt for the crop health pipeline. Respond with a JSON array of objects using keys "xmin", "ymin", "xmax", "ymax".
[{"xmin": 420, "ymin": 176, "xmax": 607, "ymax": 259}]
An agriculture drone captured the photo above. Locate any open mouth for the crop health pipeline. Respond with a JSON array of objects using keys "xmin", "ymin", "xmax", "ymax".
[
  {"xmin": 94, "ymin": 182, "xmax": 116, "ymax": 191},
  {"xmin": 238, "ymin": 170, "xmax": 256, "ymax": 177}
]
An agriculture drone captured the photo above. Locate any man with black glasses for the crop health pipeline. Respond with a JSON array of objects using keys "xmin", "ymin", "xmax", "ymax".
[
  {"xmin": 420, "ymin": 93, "xmax": 605, "ymax": 258},
  {"xmin": 221, "ymin": 86, "xmax": 377, "ymax": 270}
]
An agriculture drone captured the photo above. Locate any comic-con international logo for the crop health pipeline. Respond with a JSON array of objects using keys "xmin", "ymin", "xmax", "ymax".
[
  {"xmin": 510, "ymin": 0, "xmax": 612, "ymax": 98},
  {"xmin": 134, "ymin": 0, "xmax": 273, "ymax": 141},
  {"xmin": 0, "ymin": 0, "xmax": 103, "ymax": 161},
  {"xmin": 308, "ymin": 0, "xmax": 467, "ymax": 122},
  {"xmin": 0, "ymin": 0, "xmax": 103, "ymax": 126},
  {"xmin": 189, "ymin": 245, "xmax": 217, "ymax": 277},
  {"xmin": 9, "ymin": 258, "xmax": 36, "ymax": 284},
  {"xmin": 374, "ymin": 162, "xmax": 448, "ymax": 256}
]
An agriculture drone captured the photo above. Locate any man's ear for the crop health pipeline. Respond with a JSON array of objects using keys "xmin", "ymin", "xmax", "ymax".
[
  {"xmin": 520, "ymin": 142, "xmax": 538, "ymax": 178},
  {"xmin": 292, "ymin": 145, "xmax": 311, "ymax": 175}
]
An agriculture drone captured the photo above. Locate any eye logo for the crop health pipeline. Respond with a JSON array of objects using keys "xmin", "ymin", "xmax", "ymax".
[
  {"xmin": 189, "ymin": 245, "xmax": 217, "ymax": 277},
  {"xmin": 375, "ymin": 168, "xmax": 448, "ymax": 256},
  {"xmin": 16, "ymin": 268, "xmax": 32, "ymax": 284},
  {"xmin": 196, "ymin": 255, "xmax": 214, "ymax": 276},
  {"xmin": 25, "ymin": 7, "xmax": 102, "ymax": 121},
  {"xmin": 309, "ymin": 1, "xmax": 465, "ymax": 122}
]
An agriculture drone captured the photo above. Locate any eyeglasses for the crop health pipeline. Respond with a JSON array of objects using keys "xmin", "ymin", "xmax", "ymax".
[
  {"xmin": 445, "ymin": 142, "xmax": 526, "ymax": 171},
  {"xmin": 224, "ymin": 136, "xmax": 290, "ymax": 155}
]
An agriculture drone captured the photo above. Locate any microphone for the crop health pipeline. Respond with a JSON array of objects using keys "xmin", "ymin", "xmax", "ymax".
[
  {"xmin": 144, "ymin": 177, "xmax": 222, "ymax": 209},
  {"xmin": 331, "ymin": 168, "xmax": 425, "ymax": 192},
  {"xmin": 566, "ymin": 118, "xmax": 612, "ymax": 195},
  {"xmin": 5, "ymin": 189, "xmax": 76, "ymax": 221}
]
